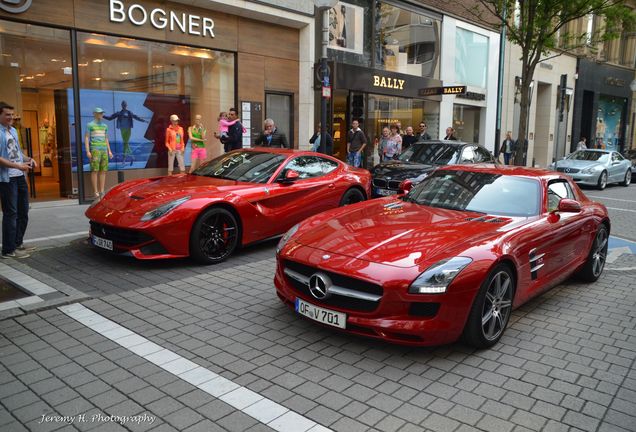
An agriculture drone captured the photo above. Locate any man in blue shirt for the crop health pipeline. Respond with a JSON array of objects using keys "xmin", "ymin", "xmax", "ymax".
[{"xmin": 0, "ymin": 102, "xmax": 37, "ymax": 259}]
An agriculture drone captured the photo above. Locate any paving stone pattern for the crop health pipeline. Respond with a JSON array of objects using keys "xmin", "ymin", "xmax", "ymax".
[{"xmin": 2, "ymin": 251, "xmax": 635, "ymax": 432}]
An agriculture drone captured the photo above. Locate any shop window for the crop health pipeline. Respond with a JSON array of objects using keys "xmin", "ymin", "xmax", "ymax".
[
  {"xmin": 453, "ymin": 104, "xmax": 481, "ymax": 144},
  {"xmin": 0, "ymin": 20, "xmax": 73, "ymax": 201},
  {"xmin": 265, "ymin": 92, "xmax": 293, "ymax": 148},
  {"xmin": 455, "ymin": 28, "xmax": 489, "ymax": 88},
  {"xmin": 375, "ymin": 2, "xmax": 441, "ymax": 78},
  {"xmin": 73, "ymin": 32, "xmax": 235, "ymax": 201}
]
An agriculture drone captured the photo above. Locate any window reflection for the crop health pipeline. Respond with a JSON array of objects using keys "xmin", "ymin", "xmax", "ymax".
[{"xmin": 375, "ymin": 2, "xmax": 440, "ymax": 78}]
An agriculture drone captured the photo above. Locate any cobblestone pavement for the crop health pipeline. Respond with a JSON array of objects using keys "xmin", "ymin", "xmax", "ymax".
[
  {"xmin": 1, "ymin": 248, "xmax": 635, "ymax": 431},
  {"xmin": 0, "ymin": 187, "xmax": 635, "ymax": 432}
]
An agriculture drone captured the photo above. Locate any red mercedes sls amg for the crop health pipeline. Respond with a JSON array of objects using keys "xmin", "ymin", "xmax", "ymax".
[
  {"xmin": 86, "ymin": 149, "xmax": 371, "ymax": 264},
  {"xmin": 275, "ymin": 165, "xmax": 610, "ymax": 347}
]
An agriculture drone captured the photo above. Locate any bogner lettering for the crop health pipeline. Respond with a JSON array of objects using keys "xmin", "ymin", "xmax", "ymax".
[
  {"xmin": 109, "ymin": 0, "xmax": 215, "ymax": 38},
  {"xmin": 373, "ymin": 75, "xmax": 405, "ymax": 90}
]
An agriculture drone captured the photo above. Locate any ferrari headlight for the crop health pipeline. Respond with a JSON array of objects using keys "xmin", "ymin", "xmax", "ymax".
[
  {"xmin": 409, "ymin": 257, "xmax": 472, "ymax": 294},
  {"xmin": 141, "ymin": 196, "xmax": 190, "ymax": 221},
  {"xmin": 277, "ymin": 223, "xmax": 299, "ymax": 254}
]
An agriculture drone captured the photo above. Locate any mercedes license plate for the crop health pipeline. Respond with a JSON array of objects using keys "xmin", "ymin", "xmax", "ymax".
[
  {"xmin": 92, "ymin": 234, "xmax": 113, "ymax": 251},
  {"xmin": 295, "ymin": 298, "xmax": 346, "ymax": 329}
]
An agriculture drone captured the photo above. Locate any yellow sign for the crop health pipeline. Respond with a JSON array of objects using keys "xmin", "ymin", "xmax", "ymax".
[
  {"xmin": 373, "ymin": 75, "xmax": 405, "ymax": 90},
  {"xmin": 442, "ymin": 86, "xmax": 466, "ymax": 95}
]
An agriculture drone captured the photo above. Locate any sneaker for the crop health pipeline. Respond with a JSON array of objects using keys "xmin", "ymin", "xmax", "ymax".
[
  {"xmin": 16, "ymin": 244, "xmax": 36, "ymax": 252},
  {"xmin": 1, "ymin": 250, "xmax": 30, "ymax": 259}
]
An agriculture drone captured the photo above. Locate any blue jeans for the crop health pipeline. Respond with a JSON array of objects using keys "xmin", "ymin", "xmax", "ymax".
[
  {"xmin": 503, "ymin": 152, "xmax": 512, "ymax": 165},
  {"xmin": 347, "ymin": 151, "xmax": 362, "ymax": 167},
  {"xmin": 0, "ymin": 176, "xmax": 29, "ymax": 255}
]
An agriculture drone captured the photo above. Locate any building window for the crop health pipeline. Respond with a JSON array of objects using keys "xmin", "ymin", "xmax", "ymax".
[
  {"xmin": 73, "ymin": 32, "xmax": 235, "ymax": 201},
  {"xmin": 455, "ymin": 28, "xmax": 489, "ymax": 89},
  {"xmin": 374, "ymin": 2, "xmax": 441, "ymax": 78},
  {"xmin": 453, "ymin": 104, "xmax": 481, "ymax": 143},
  {"xmin": 266, "ymin": 92, "xmax": 293, "ymax": 148}
]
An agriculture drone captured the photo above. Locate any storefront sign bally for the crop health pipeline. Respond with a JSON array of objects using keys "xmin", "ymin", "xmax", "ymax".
[{"xmin": 109, "ymin": 0, "xmax": 215, "ymax": 38}]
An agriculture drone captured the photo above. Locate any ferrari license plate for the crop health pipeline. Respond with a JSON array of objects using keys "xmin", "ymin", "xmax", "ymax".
[
  {"xmin": 376, "ymin": 188, "xmax": 397, "ymax": 196},
  {"xmin": 295, "ymin": 298, "xmax": 346, "ymax": 329},
  {"xmin": 92, "ymin": 234, "xmax": 113, "ymax": 251}
]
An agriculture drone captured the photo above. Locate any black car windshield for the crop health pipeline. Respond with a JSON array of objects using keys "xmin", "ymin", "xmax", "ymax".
[
  {"xmin": 567, "ymin": 150, "xmax": 609, "ymax": 163},
  {"xmin": 193, "ymin": 151, "xmax": 286, "ymax": 183},
  {"xmin": 403, "ymin": 170, "xmax": 541, "ymax": 217},
  {"xmin": 399, "ymin": 143, "xmax": 462, "ymax": 165}
]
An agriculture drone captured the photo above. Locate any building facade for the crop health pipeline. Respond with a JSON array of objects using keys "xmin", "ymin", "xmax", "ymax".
[
  {"xmin": 0, "ymin": 0, "xmax": 315, "ymax": 203},
  {"xmin": 312, "ymin": 0, "xmax": 499, "ymax": 165}
]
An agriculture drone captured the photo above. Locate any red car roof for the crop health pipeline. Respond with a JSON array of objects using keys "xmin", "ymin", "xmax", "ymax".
[{"xmin": 439, "ymin": 163, "xmax": 563, "ymax": 181}]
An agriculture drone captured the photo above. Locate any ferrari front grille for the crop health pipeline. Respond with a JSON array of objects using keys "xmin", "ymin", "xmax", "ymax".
[{"xmin": 89, "ymin": 221, "xmax": 153, "ymax": 246}]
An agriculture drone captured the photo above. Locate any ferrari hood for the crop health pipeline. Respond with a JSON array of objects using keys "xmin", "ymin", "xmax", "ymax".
[
  {"xmin": 293, "ymin": 198, "xmax": 515, "ymax": 268},
  {"xmin": 100, "ymin": 175, "xmax": 249, "ymax": 213}
]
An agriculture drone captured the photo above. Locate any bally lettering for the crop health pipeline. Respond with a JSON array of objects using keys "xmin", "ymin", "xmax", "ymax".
[
  {"xmin": 373, "ymin": 75, "xmax": 405, "ymax": 90},
  {"xmin": 110, "ymin": 0, "xmax": 215, "ymax": 38},
  {"xmin": 443, "ymin": 87, "xmax": 466, "ymax": 95}
]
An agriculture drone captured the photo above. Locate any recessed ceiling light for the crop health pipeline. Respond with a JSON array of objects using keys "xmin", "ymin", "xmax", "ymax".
[
  {"xmin": 1, "ymin": 53, "xmax": 11, "ymax": 57},
  {"xmin": 152, "ymin": 65, "xmax": 164, "ymax": 69},
  {"xmin": 93, "ymin": 77, "xmax": 102, "ymax": 81},
  {"xmin": 120, "ymin": 72, "xmax": 129, "ymax": 76},
  {"xmin": 25, "ymin": 76, "xmax": 34, "ymax": 80},
  {"xmin": 36, "ymin": 73, "xmax": 45, "ymax": 77},
  {"xmin": 78, "ymin": 63, "xmax": 88, "ymax": 67},
  {"xmin": 92, "ymin": 59, "xmax": 105, "ymax": 63},
  {"xmin": 50, "ymin": 58, "xmax": 66, "ymax": 63}
]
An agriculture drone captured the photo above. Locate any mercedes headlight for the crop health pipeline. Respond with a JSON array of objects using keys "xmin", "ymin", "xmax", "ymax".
[
  {"xmin": 581, "ymin": 166, "xmax": 597, "ymax": 174},
  {"xmin": 141, "ymin": 196, "xmax": 190, "ymax": 221},
  {"xmin": 277, "ymin": 223, "xmax": 299, "ymax": 254},
  {"xmin": 409, "ymin": 257, "xmax": 472, "ymax": 294}
]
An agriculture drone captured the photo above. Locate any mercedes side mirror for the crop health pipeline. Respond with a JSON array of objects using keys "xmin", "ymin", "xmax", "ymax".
[
  {"xmin": 557, "ymin": 198, "xmax": 581, "ymax": 213},
  {"xmin": 398, "ymin": 179, "xmax": 413, "ymax": 194}
]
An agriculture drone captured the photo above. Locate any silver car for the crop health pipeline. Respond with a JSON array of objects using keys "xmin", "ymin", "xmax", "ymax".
[{"xmin": 550, "ymin": 149, "xmax": 632, "ymax": 190}]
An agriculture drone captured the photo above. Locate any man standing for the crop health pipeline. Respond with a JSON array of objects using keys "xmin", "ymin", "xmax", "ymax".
[
  {"xmin": 402, "ymin": 126, "xmax": 417, "ymax": 151},
  {"xmin": 0, "ymin": 102, "xmax": 37, "ymax": 259},
  {"xmin": 500, "ymin": 131, "xmax": 515, "ymax": 165},
  {"xmin": 85, "ymin": 108, "xmax": 113, "ymax": 199},
  {"xmin": 309, "ymin": 123, "xmax": 333, "ymax": 154},
  {"xmin": 443, "ymin": 127, "xmax": 457, "ymax": 140},
  {"xmin": 225, "ymin": 107, "xmax": 243, "ymax": 152},
  {"xmin": 418, "ymin": 122, "xmax": 431, "ymax": 140},
  {"xmin": 577, "ymin": 137, "xmax": 587, "ymax": 151},
  {"xmin": 255, "ymin": 119, "xmax": 289, "ymax": 148},
  {"xmin": 103, "ymin": 100, "xmax": 147, "ymax": 159},
  {"xmin": 347, "ymin": 119, "xmax": 367, "ymax": 167}
]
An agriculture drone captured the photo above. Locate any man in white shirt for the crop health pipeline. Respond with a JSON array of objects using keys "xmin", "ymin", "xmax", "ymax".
[{"xmin": 0, "ymin": 102, "xmax": 37, "ymax": 258}]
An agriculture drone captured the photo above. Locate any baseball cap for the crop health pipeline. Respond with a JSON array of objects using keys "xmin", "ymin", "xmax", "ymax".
[
  {"xmin": 93, "ymin": 107, "xmax": 104, "ymax": 113},
  {"xmin": 170, "ymin": 114, "xmax": 180, "ymax": 121}
]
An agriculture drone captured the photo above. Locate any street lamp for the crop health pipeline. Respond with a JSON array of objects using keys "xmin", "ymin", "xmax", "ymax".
[{"xmin": 315, "ymin": 0, "xmax": 338, "ymax": 154}]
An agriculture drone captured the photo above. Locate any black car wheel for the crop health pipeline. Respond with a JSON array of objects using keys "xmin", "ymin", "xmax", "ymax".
[
  {"xmin": 621, "ymin": 170, "xmax": 631, "ymax": 187},
  {"xmin": 577, "ymin": 224, "xmax": 608, "ymax": 282},
  {"xmin": 339, "ymin": 188, "xmax": 366, "ymax": 206},
  {"xmin": 463, "ymin": 264, "xmax": 515, "ymax": 348},
  {"xmin": 597, "ymin": 171, "xmax": 608, "ymax": 190},
  {"xmin": 190, "ymin": 207, "xmax": 239, "ymax": 264}
]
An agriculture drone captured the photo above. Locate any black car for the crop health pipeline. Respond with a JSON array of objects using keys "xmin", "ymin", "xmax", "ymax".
[
  {"xmin": 371, "ymin": 140, "xmax": 496, "ymax": 197},
  {"xmin": 624, "ymin": 149, "xmax": 636, "ymax": 174}
]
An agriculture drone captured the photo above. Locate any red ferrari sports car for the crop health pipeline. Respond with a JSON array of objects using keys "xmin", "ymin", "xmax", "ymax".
[
  {"xmin": 275, "ymin": 165, "xmax": 610, "ymax": 348},
  {"xmin": 85, "ymin": 149, "xmax": 371, "ymax": 263}
]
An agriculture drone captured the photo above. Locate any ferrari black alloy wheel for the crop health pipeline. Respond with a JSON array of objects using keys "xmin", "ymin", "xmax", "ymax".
[{"xmin": 190, "ymin": 207, "xmax": 239, "ymax": 264}]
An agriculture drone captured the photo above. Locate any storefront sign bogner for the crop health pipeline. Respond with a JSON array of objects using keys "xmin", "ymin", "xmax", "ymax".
[{"xmin": 109, "ymin": 0, "xmax": 215, "ymax": 37}]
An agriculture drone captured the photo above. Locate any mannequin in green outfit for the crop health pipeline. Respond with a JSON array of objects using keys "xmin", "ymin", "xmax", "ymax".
[{"xmin": 188, "ymin": 114, "xmax": 207, "ymax": 173}]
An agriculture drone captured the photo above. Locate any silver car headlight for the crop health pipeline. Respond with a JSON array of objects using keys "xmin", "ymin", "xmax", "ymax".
[
  {"xmin": 409, "ymin": 257, "xmax": 472, "ymax": 294},
  {"xmin": 277, "ymin": 223, "xmax": 299, "ymax": 254},
  {"xmin": 581, "ymin": 166, "xmax": 597, "ymax": 174},
  {"xmin": 141, "ymin": 196, "xmax": 191, "ymax": 221}
]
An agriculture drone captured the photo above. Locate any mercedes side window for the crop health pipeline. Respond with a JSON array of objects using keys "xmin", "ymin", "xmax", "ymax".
[
  {"xmin": 547, "ymin": 181, "xmax": 575, "ymax": 212},
  {"xmin": 612, "ymin": 152, "xmax": 624, "ymax": 162}
]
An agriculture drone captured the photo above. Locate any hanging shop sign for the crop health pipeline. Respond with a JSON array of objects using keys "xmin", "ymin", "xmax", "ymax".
[{"xmin": 109, "ymin": 0, "xmax": 215, "ymax": 38}]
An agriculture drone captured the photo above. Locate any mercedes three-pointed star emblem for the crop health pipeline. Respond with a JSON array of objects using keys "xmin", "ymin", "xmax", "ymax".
[{"xmin": 308, "ymin": 272, "xmax": 332, "ymax": 300}]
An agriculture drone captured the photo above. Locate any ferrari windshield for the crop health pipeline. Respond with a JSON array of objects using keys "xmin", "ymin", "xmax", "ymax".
[
  {"xmin": 399, "ymin": 143, "xmax": 462, "ymax": 165},
  {"xmin": 567, "ymin": 150, "xmax": 609, "ymax": 163},
  {"xmin": 193, "ymin": 151, "xmax": 286, "ymax": 183},
  {"xmin": 403, "ymin": 170, "xmax": 541, "ymax": 216}
]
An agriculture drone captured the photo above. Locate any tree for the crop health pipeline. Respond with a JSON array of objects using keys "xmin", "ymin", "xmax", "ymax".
[{"xmin": 467, "ymin": 0, "xmax": 635, "ymax": 165}]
